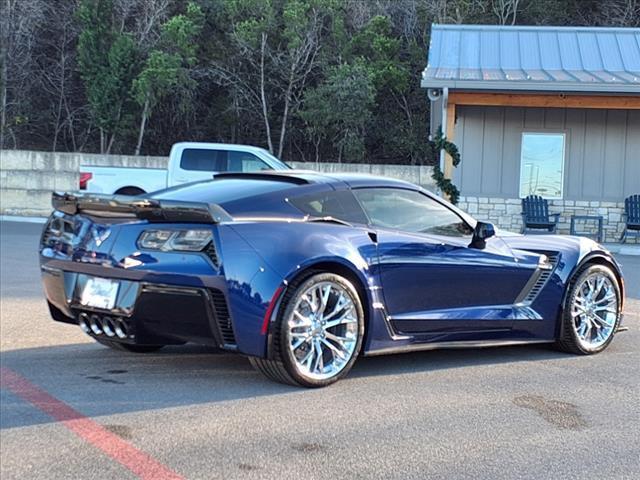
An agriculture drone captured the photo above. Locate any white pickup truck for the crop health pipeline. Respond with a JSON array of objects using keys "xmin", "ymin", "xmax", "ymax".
[{"xmin": 80, "ymin": 142, "xmax": 291, "ymax": 195}]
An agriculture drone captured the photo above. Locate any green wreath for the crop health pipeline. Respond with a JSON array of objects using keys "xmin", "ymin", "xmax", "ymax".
[{"xmin": 430, "ymin": 127, "xmax": 461, "ymax": 205}]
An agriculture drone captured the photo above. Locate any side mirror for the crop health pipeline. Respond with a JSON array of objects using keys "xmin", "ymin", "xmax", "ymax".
[{"xmin": 469, "ymin": 221, "xmax": 495, "ymax": 249}]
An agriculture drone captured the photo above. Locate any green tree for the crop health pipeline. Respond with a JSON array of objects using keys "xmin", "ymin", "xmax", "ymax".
[
  {"xmin": 132, "ymin": 2, "xmax": 203, "ymax": 155},
  {"xmin": 77, "ymin": 0, "xmax": 139, "ymax": 153},
  {"xmin": 341, "ymin": 14, "xmax": 429, "ymax": 164},
  {"xmin": 214, "ymin": 0, "xmax": 337, "ymax": 157},
  {"xmin": 300, "ymin": 62, "xmax": 375, "ymax": 162}
]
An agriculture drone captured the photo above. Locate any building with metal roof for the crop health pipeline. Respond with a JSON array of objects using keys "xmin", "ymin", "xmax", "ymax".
[
  {"xmin": 422, "ymin": 24, "xmax": 640, "ymax": 242},
  {"xmin": 422, "ymin": 24, "xmax": 640, "ymax": 93}
]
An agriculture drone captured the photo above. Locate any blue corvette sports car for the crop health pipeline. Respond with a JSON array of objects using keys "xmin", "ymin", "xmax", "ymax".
[{"xmin": 40, "ymin": 171, "xmax": 625, "ymax": 387}]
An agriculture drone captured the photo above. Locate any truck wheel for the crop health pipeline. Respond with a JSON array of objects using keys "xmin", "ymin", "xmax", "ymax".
[{"xmin": 115, "ymin": 187, "xmax": 145, "ymax": 196}]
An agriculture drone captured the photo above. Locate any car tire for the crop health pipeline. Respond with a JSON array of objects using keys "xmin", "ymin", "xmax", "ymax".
[
  {"xmin": 555, "ymin": 264, "xmax": 621, "ymax": 355},
  {"xmin": 95, "ymin": 337, "xmax": 165, "ymax": 353},
  {"xmin": 250, "ymin": 271, "xmax": 365, "ymax": 388}
]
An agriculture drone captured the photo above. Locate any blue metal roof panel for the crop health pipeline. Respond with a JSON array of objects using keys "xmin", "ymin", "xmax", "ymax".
[
  {"xmin": 422, "ymin": 24, "xmax": 640, "ymax": 93},
  {"xmin": 618, "ymin": 33, "xmax": 640, "ymax": 69}
]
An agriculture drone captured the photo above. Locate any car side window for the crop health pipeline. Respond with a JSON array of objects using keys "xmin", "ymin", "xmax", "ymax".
[
  {"xmin": 289, "ymin": 190, "xmax": 369, "ymax": 225},
  {"xmin": 227, "ymin": 151, "xmax": 270, "ymax": 173},
  {"xmin": 180, "ymin": 149, "xmax": 228, "ymax": 172},
  {"xmin": 353, "ymin": 188, "xmax": 473, "ymax": 237}
]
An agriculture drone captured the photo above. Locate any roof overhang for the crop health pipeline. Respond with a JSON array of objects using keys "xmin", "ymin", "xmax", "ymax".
[
  {"xmin": 444, "ymin": 91, "xmax": 640, "ymax": 109},
  {"xmin": 421, "ymin": 77, "xmax": 640, "ymax": 94}
]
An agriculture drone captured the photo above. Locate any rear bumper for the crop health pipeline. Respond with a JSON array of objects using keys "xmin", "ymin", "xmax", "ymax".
[{"xmin": 41, "ymin": 264, "xmax": 237, "ymax": 350}]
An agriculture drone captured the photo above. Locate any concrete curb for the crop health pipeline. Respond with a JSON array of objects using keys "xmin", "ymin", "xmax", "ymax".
[
  {"xmin": 602, "ymin": 243, "xmax": 640, "ymax": 256},
  {"xmin": 0, "ymin": 215, "xmax": 47, "ymax": 224}
]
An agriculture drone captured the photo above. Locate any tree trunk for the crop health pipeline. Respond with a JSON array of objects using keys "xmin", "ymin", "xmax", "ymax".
[
  {"xmin": 135, "ymin": 97, "xmax": 149, "ymax": 156},
  {"xmin": 106, "ymin": 102, "xmax": 123, "ymax": 154},
  {"xmin": 259, "ymin": 33, "xmax": 274, "ymax": 154},
  {"xmin": 52, "ymin": 93, "xmax": 63, "ymax": 151},
  {"xmin": 277, "ymin": 93, "xmax": 290, "ymax": 159},
  {"xmin": 63, "ymin": 98, "xmax": 76, "ymax": 151},
  {"xmin": 0, "ymin": 69, "xmax": 7, "ymax": 150},
  {"xmin": 277, "ymin": 64, "xmax": 295, "ymax": 159},
  {"xmin": 52, "ymin": 62, "xmax": 65, "ymax": 151},
  {"xmin": 0, "ymin": 0, "xmax": 8, "ymax": 150},
  {"xmin": 107, "ymin": 132, "xmax": 116, "ymax": 154}
]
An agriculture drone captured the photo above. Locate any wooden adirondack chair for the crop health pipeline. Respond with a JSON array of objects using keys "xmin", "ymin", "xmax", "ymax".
[
  {"xmin": 521, "ymin": 195, "xmax": 560, "ymax": 234},
  {"xmin": 620, "ymin": 194, "xmax": 640, "ymax": 243}
]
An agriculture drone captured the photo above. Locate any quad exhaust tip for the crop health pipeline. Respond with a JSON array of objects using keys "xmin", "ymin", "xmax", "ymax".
[
  {"xmin": 78, "ymin": 312, "xmax": 91, "ymax": 334},
  {"xmin": 102, "ymin": 316, "xmax": 116, "ymax": 337},
  {"xmin": 78, "ymin": 313, "xmax": 130, "ymax": 339},
  {"xmin": 89, "ymin": 314, "xmax": 103, "ymax": 335},
  {"xmin": 114, "ymin": 318, "xmax": 129, "ymax": 339}
]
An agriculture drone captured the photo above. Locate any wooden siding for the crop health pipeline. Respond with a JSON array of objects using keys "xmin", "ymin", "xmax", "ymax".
[{"xmin": 453, "ymin": 106, "xmax": 640, "ymax": 201}]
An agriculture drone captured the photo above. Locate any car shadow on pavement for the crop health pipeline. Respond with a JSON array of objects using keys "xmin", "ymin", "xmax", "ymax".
[
  {"xmin": 0, "ymin": 340, "xmax": 574, "ymax": 430},
  {"xmin": 352, "ymin": 343, "xmax": 568, "ymax": 379}
]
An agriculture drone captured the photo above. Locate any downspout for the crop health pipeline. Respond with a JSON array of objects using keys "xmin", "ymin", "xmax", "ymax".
[{"xmin": 439, "ymin": 87, "xmax": 449, "ymax": 177}]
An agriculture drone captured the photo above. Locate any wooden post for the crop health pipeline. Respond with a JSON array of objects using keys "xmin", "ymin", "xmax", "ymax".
[{"xmin": 444, "ymin": 102, "xmax": 456, "ymax": 180}]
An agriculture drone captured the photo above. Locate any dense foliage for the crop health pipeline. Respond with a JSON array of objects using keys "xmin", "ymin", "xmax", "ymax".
[{"xmin": 1, "ymin": 0, "xmax": 638, "ymax": 164}]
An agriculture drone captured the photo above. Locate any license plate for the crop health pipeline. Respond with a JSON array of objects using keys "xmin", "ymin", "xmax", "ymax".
[{"xmin": 80, "ymin": 277, "xmax": 119, "ymax": 310}]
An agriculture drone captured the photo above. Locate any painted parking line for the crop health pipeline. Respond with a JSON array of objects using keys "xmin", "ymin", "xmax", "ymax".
[{"xmin": 0, "ymin": 367, "xmax": 184, "ymax": 480}]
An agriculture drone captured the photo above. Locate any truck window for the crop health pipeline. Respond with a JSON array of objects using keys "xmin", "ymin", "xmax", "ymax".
[
  {"xmin": 180, "ymin": 149, "xmax": 227, "ymax": 171},
  {"xmin": 180, "ymin": 148, "xmax": 271, "ymax": 173},
  {"xmin": 227, "ymin": 151, "xmax": 270, "ymax": 172}
]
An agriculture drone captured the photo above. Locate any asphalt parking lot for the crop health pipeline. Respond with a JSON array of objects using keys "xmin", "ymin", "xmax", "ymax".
[{"xmin": 1, "ymin": 220, "xmax": 639, "ymax": 480}]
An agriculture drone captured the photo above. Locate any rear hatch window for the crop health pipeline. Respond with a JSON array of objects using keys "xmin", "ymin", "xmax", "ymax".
[{"xmin": 151, "ymin": 179, "xmax": 294, "ymax": 205}]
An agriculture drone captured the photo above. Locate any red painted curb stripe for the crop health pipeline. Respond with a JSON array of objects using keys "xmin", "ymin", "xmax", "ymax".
[{"xmin": 0, "ymin": 367, "xmax": 184, "ymax": 480}]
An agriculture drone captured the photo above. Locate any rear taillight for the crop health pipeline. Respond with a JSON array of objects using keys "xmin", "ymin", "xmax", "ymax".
[
  {"xmin": 41, "ymin": 213, "xmax": 75, "ymax": 249},
  {"xmin": 79, "ymin": 172, "xmax": 92, "ymax": 190},
  {"xmin": 137, "ymin": 229, "xmax": 213, "ymax": 251}
]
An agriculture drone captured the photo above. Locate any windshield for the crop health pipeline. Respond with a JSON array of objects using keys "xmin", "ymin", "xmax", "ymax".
[{"xmin": 260, "ymin": 149, "xmax": 291, "ymax": 170}]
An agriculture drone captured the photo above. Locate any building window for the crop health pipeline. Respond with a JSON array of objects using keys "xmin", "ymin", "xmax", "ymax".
[{"xmin": 519, "ymin": 132, "xmax": 565, "ymax": 199}]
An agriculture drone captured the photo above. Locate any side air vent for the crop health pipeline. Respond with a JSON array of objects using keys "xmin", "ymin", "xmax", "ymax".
[
  {"xmin": 204, "ymin": 241, "xmax": 220, "ymax": 268},
  {"xmin": 518, "ymin": 253, "xmax": 560, "ymax": 304},
  {"xmin": 210, "ymin": 289, "xmax": 236, "ymax": 347}
]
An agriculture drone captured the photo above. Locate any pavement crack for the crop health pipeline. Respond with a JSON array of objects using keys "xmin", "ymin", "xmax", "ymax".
[
  {"xmin": 291, "ymin": 442, "xmax": 327, "ymax": 453},
  {"xmin": 85, "ymin": 375, "xmax": 125, "ymax": 384}
]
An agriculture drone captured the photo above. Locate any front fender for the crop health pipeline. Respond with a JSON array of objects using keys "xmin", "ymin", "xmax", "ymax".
[{"xmin": 562, "ymin": 250, "xmax": 625, "ymax": 309}]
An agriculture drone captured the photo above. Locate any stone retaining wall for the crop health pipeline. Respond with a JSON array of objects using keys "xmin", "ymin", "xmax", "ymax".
[{"xmin": 458, "ymin": 196, "xmax": 626, "ymax": 242}]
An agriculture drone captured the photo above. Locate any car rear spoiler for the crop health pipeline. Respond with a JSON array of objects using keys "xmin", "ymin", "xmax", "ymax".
[{"xmin": 51, "ymin": 192, "xmax": 232, "ymax": 223}]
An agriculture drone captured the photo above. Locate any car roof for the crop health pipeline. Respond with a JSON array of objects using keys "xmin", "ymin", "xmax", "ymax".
[
  {"xmin": 152, "ymin": 170, "xmax": 427, "ymax": 215},
  {"xmin": 212, "ymin": 170, "xmax": 419, "ymax": 190}
]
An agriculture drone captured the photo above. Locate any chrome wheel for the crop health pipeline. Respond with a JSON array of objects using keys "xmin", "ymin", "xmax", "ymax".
[
  {"xmin": 286, "ymin": 281, "xmax": 359, "ymax": 380},
  {"xmin": 571, "ymin": 272, "xmax": 618, "ymax": 349}
]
